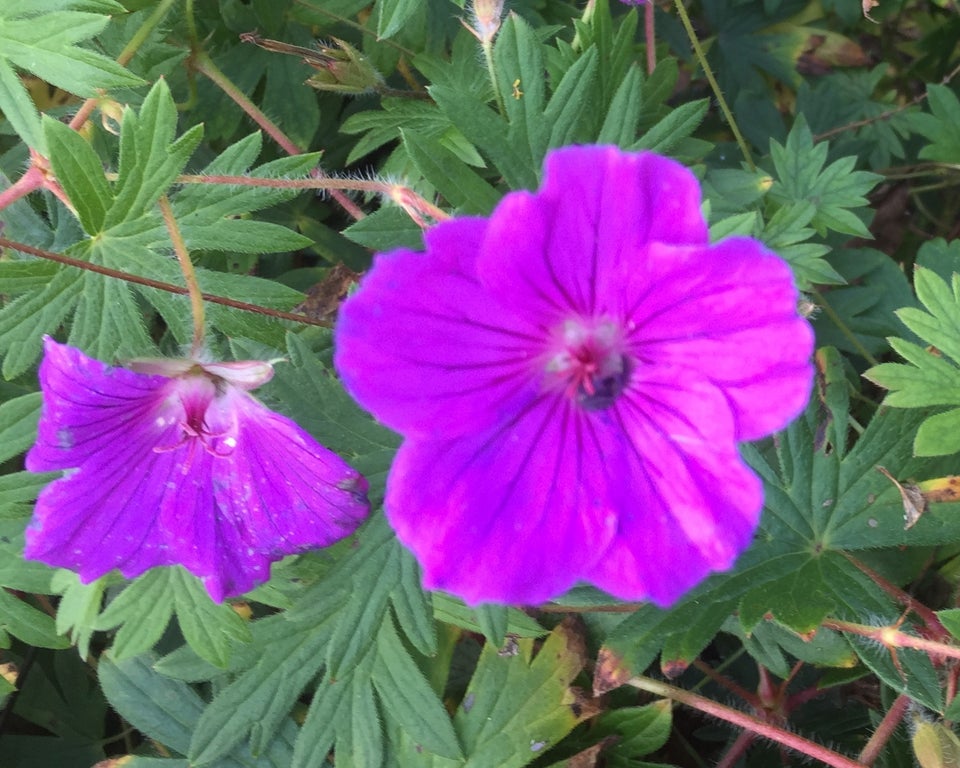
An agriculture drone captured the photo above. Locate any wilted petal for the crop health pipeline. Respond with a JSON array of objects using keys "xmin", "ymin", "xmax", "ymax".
[{"xmin": 25, "ymin": 339, "xmax": 369, "ymax": 600}]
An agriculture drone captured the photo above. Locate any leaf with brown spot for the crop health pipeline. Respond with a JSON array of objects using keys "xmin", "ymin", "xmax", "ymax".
[
  {"xmin": 593, "ymin": 646, "xmax": 633, "ymax": 695},
  {"xmin": 918, "ymin": 475, "xmax": 960, "ymax": 504}
]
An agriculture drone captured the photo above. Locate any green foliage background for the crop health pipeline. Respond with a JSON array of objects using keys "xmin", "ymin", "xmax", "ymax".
[{"xmin": 2, "ymin": 0, "xmax": 960, "ymax": 765}]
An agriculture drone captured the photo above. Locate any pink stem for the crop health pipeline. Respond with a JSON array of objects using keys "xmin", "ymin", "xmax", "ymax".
[
  {"xmin": 0, "ymin": 167, "xmax": 45, "ymax": 211},
  {"xmin": 644, "ymin": 1, "xmax": 656, "ymax": 74},
  {"xmin": 191, "ymin": 52, "xmax": 366, "ymax": 221},
  {"xmin": 859, "ymin": 694, "xmax": 909, "ymax": 766},
  {"xmin": 628, "ymin": 676, "xmax": 867, "ymax": 768}
]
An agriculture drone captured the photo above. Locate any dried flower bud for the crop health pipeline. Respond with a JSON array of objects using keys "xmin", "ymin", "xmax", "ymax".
[{"xmin": 304, "ymin": 38, "xmax": 385, "ymax": 95}]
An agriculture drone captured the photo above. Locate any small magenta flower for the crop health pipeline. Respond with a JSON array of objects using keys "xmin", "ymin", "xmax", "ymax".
[
  {"xmin": 334, "ymin": 145, "xmax": 813, "ymax": 607},
  {"xmin": 26, "ymin": 338, "xmax": 369, "ymax": 601}
]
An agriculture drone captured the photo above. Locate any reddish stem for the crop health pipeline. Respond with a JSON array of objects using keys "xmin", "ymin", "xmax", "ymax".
[
  {"xmin": 858, "ymin": 694, "xmax": 909, "ymax": 766},
  {"xmin": 644, "ymin": 1, "xmax": 656, "ymax": 74},
  {"xmin": 843, "ymin": 553, "xmax": 948, "ymax": 638},
  {"xmin": 0, "ymin": 236, "xmax": 328, "ymax": 327},
  {"xmin": 693, "ymin": 659, "xmax": 759, "ymax": 707},
  {"xmin": 715, "ymin": 730, "xmax": 756, "ymax": 768},
  {"xmin": 0, "ymin": 166, "xmax": 45, "ymax": 211},
  {"xmin": 628, "ymin": 675, "xmax": 867, "ymax": 768},
  {"xmin": 190, "ymin": 51, "xmax": 366, "ymax": 221}
]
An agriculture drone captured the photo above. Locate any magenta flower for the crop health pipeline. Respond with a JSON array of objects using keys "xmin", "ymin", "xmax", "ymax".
[
  {"xmin": 26, "ymin": 338, "xmax": 369, "ymax": 601},
  {"xmin": 334, "ymin": 146, "xmax": 814, "ymax": 607}
]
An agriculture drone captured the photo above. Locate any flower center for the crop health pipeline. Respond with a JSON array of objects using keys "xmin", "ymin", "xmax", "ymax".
[
  {"xmin": 546, "ymin": 319, "xmax": 631, "ymax": 411},
  {"xmin": 155, "ymin": 377, "xmax": 238, "ymax": 462}
]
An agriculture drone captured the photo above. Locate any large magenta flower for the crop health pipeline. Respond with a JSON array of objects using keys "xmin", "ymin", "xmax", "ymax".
[
  {"xmin": 335, "ymin": 145, "xmax": 814, "ymax": 607},
  {"xmin": 26, "ymin": 338, "xmax": 369, "ymax": 601}
]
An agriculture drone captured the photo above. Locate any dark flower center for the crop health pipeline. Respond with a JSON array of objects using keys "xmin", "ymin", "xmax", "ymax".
[{"xmin": 547, "ymin": 319, "xmax": 631, "ymax": 411}]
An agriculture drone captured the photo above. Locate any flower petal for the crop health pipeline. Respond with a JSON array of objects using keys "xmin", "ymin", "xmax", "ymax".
[
  {"xmin": 385, "ymin": 395, "xmax": 622, "ymax": 605},
  {"xmin": 335, "ymin": 218, "xmax": 544, "ymax": 440},
  {"xmin": 386, "ymin": 364, "xmax": 760, "ymax": 606},
  {"xmin": 26, "ymin": 339, "xmax": 369, "ymax": 601},
  {"xmin": 209, "ymin": 389, "xmax": 369, "ymax": 556},
  {"xmin": 27, "ymin": 337, "xmax": 174, "ymax": 473},
  {"xmin": 477, "ymin": 147, "xmax": 709, "ymax": 319},
  {"xmin": 624, "ymin": 238, "xmax": 814, "ymax": 440},
  {"xmin": 586, "ymin": 370, "xmax": 763, "ymax": 606}
]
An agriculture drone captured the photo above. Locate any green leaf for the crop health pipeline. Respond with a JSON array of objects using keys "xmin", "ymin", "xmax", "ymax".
[
  {"xmin": 0, "ymin": 3, "xmax": 143, "ymax": 152},
  {"xmin": 865, "ymin": 267, "xmax": 960, "ymax": 423},
  {"xmin": 589, "ymin": 702, "xmax": 672, "ymax": 761},
  {"xmin": 0, "ymin": 588, "xmax": 69, "ymax": 649},
  {"xmin": 738, "ymin": 559, "xmax": 835, "ymax": 633},
  {"xmin": 52, "ymin": 571, "xmax": 108, "ymax": 659},
  {"xmin": 402, "ymin": 129, "xmax": 502, "ymax": 215},
  {"xmin": 0, "ymin": 392, "xmax": 40, "ymax": 465},
  {"xmin": 769, "ymin": 116, "xmax": 880, "ymax": 238},
  {"xmin": 761, "ymin": 202, "xmax": 842, "ymax": 289},
  {"xmin": 105, "ymin": 79, "xmax": 203, "ymax": 228},
  {"xmin": 453, "ymin": 623, "xmax": 590, "ymax": 767},
  {"xmin": 371, "ymin": 616, "xmax": 463, "ymax": 760},
  {"xmin": 0, "ymin": 268, "xmax": 82, "ymax": 379},
  {"xmin": 43, "ymin": 117, "xmax": 113, "ymax": 234},
  {"xmin": 812, "ymin": 248, "xmax": 915, "ymax": 360},
  {"xmin": 171, "ymin": 568, "xmax": 252, "ymax": 668},
  {"xmin": 495, "ymin": 14, "xmax": 549, "ymax": 168},
  {"xmin": 430, "ymin": 84, "xmax": 539, "ymax": 191},
  {"xmin": 545, "ymin": 47, "xmax": 599, "ymax": 148},
  {"xmin": 598, "ymin": 64, "xmax": 644, "ymax": 146},
  {"xmin": 190, "ymin": 517, "xmax": 393, "ymax": 763},
  {"xmin": 0, "ymin": 59, "xmax": 44, "ymax": 152},
  {"xmin": 344, "ymin": 206, "xmax": 425, "ymax": 252},
  {"xmin": 101, "ymin": 653, "xmax": 299, "ymax": 765},
  {"xmin": 96, "ymin": 569, "xmax": 175, "ymax": 662},
  {"xmin": 432, "ymin": 594, "xmax": 545, "ymax": 640},
  {"xmin": 631, "ymin": 99, "xmax": 709, "ymax": 155},
  {"xmin": 376, "ymin": 0, "xmax": 423, "ymax": 39},
  {"xmin": 914, "ymin": 84, "xmax": 960, "ymax": 164},
  {"xmin": 914, "ymin": 407, "xmax": 960, "ymax": 457}
]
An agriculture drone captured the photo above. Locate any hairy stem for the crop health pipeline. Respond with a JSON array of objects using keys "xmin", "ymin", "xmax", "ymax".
[
  {"xmin": 158, "ymin": 196, "xmax": 205, "ymax": 355},
  {"xmin": 811, "ymin": 287, "xmax": 880, "ymax": 367},
  {"xmin": 69, "ymin": 0, "xmax": 178, "ymax": 131},
  {"xmin": 859, "ymin": 694, "xmax": 909, "ymax": 766},
  {"xmin": 0, "ymin": 237, "xmax": 329, "ymax": 328},
  {"xmin": 628, "ymin": 676, "xmax": 867, "ymax": 768},
  {"xmin": 672, "ymin": 0, "xmax": 754, "ymax": 170},
  {"xmin": 645, "ymin": 2, "xmax": 657, "ymax": 75}
]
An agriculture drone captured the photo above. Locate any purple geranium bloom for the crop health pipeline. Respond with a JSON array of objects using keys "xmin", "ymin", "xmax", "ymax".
[
  {"xmin": 334, "ymin": 145, "xmax": 814, "ymax": 607},
  {"xmin": 26, "ymin": 338, "xmax": 369, "ymax": 601}
]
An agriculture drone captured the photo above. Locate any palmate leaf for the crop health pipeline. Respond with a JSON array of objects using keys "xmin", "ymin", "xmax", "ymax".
[
  {"xmin": 94, "ymin": 567, "xmax": 252, "ymax": 668},
  {"xmin": 100, "ymin": 653, "xmax": 298, "ymax": 767},
  {"xmin": 187, "ymin": 516, "xmax": 446, "ymax": 768},
  {"xmin": 769, "ymin": 117, "xmax": 880, "ymax": 238},
  {"xmin": 597, "ymin": 348, "xmax": 959, "ymax": 712},
  {"xmin": 0, "ymin": 80, "xmax": 312, "ymax": 377},
  {"xmin": 913, "ymin": 84, "xmax": 960, "ymax": 164},
  {"xmin": 866, "ymin": 256, "xmax": 960, "ymax": 456},
  {"xmin": 0, "ymin": 0, "xmax": 143, "ymax": 152}
]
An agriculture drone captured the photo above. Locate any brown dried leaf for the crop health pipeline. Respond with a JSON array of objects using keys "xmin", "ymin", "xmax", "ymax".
[
  {"xmin": 593, "ymin": 646, "xmax": 632, "ymax": 696},
  {"xmin": 292, "ymin": 263, "xmax": 361, "ymax": 323},
  {"xmin": 877, "ymin": 466, "xmax": 927, "ymax": 529}
]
